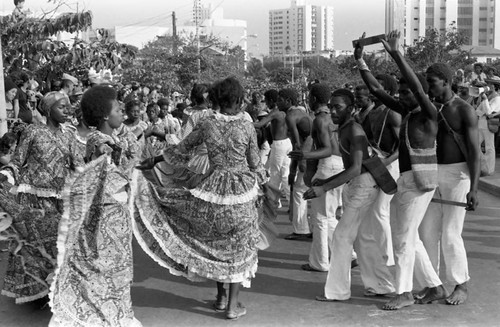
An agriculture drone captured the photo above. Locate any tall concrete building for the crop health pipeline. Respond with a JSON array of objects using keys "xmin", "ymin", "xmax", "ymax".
[
  {"xmin": 386, "ymin": 0, "xmax": 500, "ymax": 49},
  {"xmin": 268, "ymin": 0, "xmax": 334, "ymax": 56}
]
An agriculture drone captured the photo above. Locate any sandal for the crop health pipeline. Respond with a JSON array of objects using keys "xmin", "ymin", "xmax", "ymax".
[
  {"xmin": 213, "ymin": 290, "xmax": 227, "ymax": 312},
  {"xmin": 226, "ymin": 303, "xmax": 247, "ymax": 320}
]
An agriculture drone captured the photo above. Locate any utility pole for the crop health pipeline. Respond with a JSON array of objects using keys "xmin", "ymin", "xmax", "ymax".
[
  {"xmin": 194, "ymin": 0, "xmax": 201, "ymax": 81},
  {"xmin": 172, "ymin": 11, "xmax": 177, "ymax": 54},
  {"xmin": 0, "ymin": 41, "xmax": 7, "ymax": 136}
]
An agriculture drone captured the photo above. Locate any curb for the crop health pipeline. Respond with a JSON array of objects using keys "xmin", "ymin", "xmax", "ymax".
[{"xmin": 478, "ymin": 178, "xmax": 500, "ymax": 198}]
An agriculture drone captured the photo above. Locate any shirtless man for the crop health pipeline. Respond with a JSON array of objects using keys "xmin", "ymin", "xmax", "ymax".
[
  {"xmin": 305, "ymin": 89, "xmax": 382, "ymax": 301},
  {"xmin": 419, "ymin": 58, "xmax": 480, "ymax": 305},
  {"xmin": 372, "ymin": 30, "xmax": 447, "ymax": 310},
  {"xmin": 353, "ymin": 84, "xmax": 401, "ymax": 267},
  {"xmin": 289, "ymin": 84, "xmax": 343, "ymax": 271},
  {"xmin": 281, "ymin": 89, "xmax": 313, "ymax": 240},
  {"xmin": 254, "ymin": 90, "xmax": 292, "ymax": 209}
]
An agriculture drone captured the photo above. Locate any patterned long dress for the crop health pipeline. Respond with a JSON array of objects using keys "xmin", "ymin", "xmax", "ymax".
[
  {"xmin": 133, "ymin": 113, "xmax": 268, "ymax": 287},
  {"xmin": 0, "ymin": 124, "xmax": 84, "ymax": 303},
  {"xmin": 49, "ymin": 129, "xmax": 141, "ymax": 327}
]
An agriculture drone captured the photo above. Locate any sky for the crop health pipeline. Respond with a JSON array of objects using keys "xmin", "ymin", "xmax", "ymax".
[{"xmin": 2, "ymin": 0, "xmax": 386, "ymax": 54}]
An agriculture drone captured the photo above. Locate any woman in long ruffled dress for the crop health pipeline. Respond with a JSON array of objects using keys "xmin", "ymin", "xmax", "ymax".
[
  {"xmin": 134, "ymin": 77, "xmax": 268, "ymax": 320},
  {"xmin": 0, "ymin": 92, "xmax": 83, "ymax": 304},
  {"xmin": 49, "ymin": 86, "xmax": 141, "ymax": 327}
]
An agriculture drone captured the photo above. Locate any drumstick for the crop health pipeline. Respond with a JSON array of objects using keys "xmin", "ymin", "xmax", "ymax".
[
  {"xmin": 431, "ymin": 198, "xmax": 499, "ymax": 216},
  {"xmin": 431, "ymin": 198, "xmax": 467, "ymax": 207}
]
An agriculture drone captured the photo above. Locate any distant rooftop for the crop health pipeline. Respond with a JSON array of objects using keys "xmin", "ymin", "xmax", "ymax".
[{"xmin": 462, "ymin": 45, "xmax": 500, "ymax": 56}]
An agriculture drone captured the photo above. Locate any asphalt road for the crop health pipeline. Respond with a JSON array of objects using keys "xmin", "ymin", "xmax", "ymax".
[{"xmin": 1, "ymin": 190, "xmax": 499, "ymax": 327}]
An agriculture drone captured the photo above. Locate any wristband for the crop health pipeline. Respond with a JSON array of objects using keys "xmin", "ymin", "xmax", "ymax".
[{"xmin": 356, "ymin": 58, "xmax": 370, "ymax": 72}]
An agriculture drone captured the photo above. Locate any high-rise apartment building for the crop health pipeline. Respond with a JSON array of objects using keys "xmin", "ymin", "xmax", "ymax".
[
  {"xmin": 386, "ymin": 0, "xmax": 500, "ymax": 48},
  {"xmin": 268, "ymin": 0, "xmax": 334, "ymax": 56}
]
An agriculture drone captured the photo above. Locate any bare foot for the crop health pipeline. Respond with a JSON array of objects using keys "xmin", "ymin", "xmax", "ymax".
[
  {"xmin": 416, "ymin": 285, "xmax": 447, "ymax": 304},
  {"xmin": 382, "ymin": 292, "xmax": 414, "ymax": 310},
  {"xmin": 446, "ymin": 283, "xmax": 468, "ymax": 305},
  {"xmin": 413, "ymin": 287, "xmax": 429, "ymax": 300}
]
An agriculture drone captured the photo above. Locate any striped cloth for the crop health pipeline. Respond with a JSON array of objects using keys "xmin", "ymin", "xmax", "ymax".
[{"xmin": 404, "ymin": 110, "xmax": 438, "ymax": 192}]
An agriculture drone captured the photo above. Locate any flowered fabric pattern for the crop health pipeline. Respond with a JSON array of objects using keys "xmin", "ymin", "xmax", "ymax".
[
  {"xmin": 49, "ymin": 130, "xmax": 141, "ymax": 327},
  {"xmin": 1, "ymin": 124, "xmax": 83, "ymax": 303},
  {"xmin": 133, "ymin": 114, "xmax": 268, "ymax": 287},
  {"xmin": 156, "ymin": 109, "xmax": 214, "ymax": 188}
]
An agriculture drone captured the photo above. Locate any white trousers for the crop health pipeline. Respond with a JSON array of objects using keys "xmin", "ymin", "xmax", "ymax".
[
  {"xmin": 420, "ymin": 162, "xmax": 471, "ymax": 286},
  {"xmin": 323, "ymin": 172, "xmax": 379, "ymax": 300},
  {"xmin": 259, "ymin": 141, "xmax": 271, "ymax": 166},
  {"xmin": 391, "ymin": 171, "xmax": 442, "ymax": 294},
  {"xmin": 291, "ymin": 170, "xmax": 310, "ymax": 234},
  {"xmin": 266, "ymin": 139, "xmax": 292, "ymax": 201},
  {"xmin": 308, "ymin": 155, "xmax": 344, "ymax": 271},
  {"xmin": 353, "ymin": 161, "xmax": 399, "ymax": 293},
  {"xmin": 478, "ymin": 127, "xmax": 496, "ymax": 175}
]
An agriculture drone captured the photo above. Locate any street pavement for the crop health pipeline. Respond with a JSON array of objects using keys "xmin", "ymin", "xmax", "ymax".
[{"xmin": 1, "ymin": 170, "xmax": 500, "ymax": 326}]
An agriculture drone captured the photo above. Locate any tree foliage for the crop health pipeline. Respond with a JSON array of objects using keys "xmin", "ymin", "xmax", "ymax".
[
  {"xmin": 122, "ymin": 33, "xmax": 246, "ymax": 94},
  {"xmin": 1, "ymin": 7, "xmax": 136, "ymax": 83},
  {"xmin": 405, "ymin": 24, "xmax": 476, "ymax": 72}
]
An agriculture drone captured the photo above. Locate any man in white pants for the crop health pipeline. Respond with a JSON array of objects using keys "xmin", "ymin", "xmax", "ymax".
[
  {"xmin": 305, "ymin": 88, "xmax": 394, "ymax": 301},
  {"xmin": 352, "ymin": 80, "xmax": 402, "ymax": 268},
  {"xmin": 282, "ymin": 89, "xmax": 314, "ymax": 240},
  {"xmin": 254, "ymin": 90, "xmax": 293, "ymax": 206},
  {"xmin": 378, "ymin": 30, "xmax": 447, "ymax": 310},
  {"xmin": 419, "ymin": 61, "xmax": 480, "ymax": 305},
  {"xmin": 290, "ymin": 83, "xmax": 343, "ymax": 271}
]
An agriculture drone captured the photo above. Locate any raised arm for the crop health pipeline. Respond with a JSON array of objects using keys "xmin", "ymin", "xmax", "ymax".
[
  {"xmin": 354, "ymin": 34, "xmax": 401, "ymax": 112},
  {"xmin": 382, "ymin": 30, "xmax": 437, "ymax": 121}
]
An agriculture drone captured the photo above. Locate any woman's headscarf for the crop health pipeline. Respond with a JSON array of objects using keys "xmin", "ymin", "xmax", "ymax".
[{"xmin": 40, "ymin": 91, "xmax": 66, "ymax": 116}]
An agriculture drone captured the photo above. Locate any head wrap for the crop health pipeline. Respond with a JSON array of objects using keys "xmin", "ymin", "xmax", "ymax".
[
  {"xmin": 40, "ymin": 91, "xmax": 66, "ymax": 116},
  {"xmin": 4, "ymin": 78, "xmax": 17, "ymax": 93}
]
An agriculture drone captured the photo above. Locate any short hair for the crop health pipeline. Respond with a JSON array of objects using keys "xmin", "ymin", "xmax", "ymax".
[
  {"xmin": 212, "ymin": 77, "xmax": 244, "ymax": 109},
  {"xmin": 354, "ymin": 85, "xmax": 370, "ymax": 94},
  {"xmin": 125, "ymin": 99, "xmax": 141, "ymax": 113},
  {"xmin": 331, "ymin": 89, "xmax": 355, "ymax": 107},
  {"xmin": 190, "ymin": 83, "xmax": 211, "ymax": 105},
  {"xmin": 375, "ymin": 74, "xmax": 398, "ymax": 96},
  {"xmin": 157, "ymin": 98, "xmax": 170, "ymax": 107},
  {"xmin": 278, "ymin": 88, "xmax": 298, "ymax": 106},
  {"xmin": 399, "ymin": 73, "xmax": 429, "ymax": 93},
  {"xmin": 426, "ymin": 63, "xmax": 453, "ymax": 84},
  {"xmin": 473, "ymin": 63, "xmax": 483, "ymax": 69},
  {"xmin": 11, "ymin": 71, "xmax": 29, "ymax": 88},
  {"xmin": 146, "ymin": 103, "xmax": 159, "ymax": 113},
  {"xmin": 81, "ymin": 85, "xmax": 117, "ymax": 127},
  {"xmin": 310, "ymin": 83, "xmax": 331, "ymax": 105},
  {"xmin": 264, "ymin": 89, "xmax": 279, "ymax": 103},
  {"xmin": 176, "ymin": 102, "xmax": 187, "ymax": 111},
  {"xmin": 14, "ymin": 0, "xmax": 25, "ymax": 6}
]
